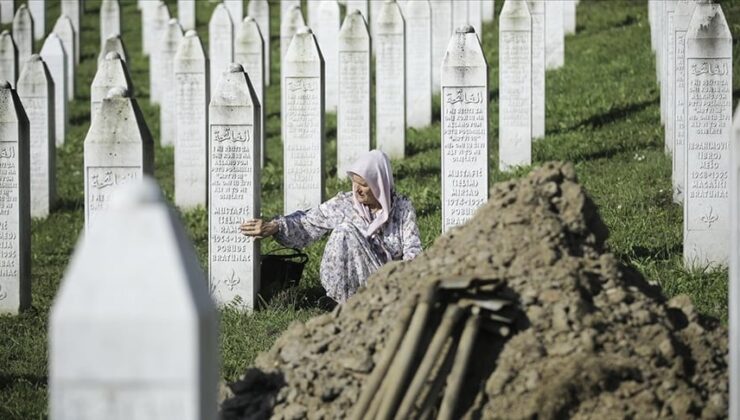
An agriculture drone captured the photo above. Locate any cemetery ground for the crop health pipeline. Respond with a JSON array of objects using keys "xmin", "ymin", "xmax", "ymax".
[{"xmin": 1, "ymin": 0, "xmax": 740, "ymax": 417}]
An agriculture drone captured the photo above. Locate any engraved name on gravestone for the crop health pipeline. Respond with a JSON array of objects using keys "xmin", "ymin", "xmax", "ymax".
[
  {"xmin": 17, "ymin": 55, "xmax": 56, "ymax": 218},
  {"xmin": 405, "ymin": 0, "xmax": 431, "ymax": 129},
  {"xmin": 683, "ymin": 3, "xmax": 732, "ymax": 267},
  {"xmin": 160, "ymin": 19, "xmax": 183, "ymax": 147},
  {"xmin": 40, "ymin": 34, "xmax": 67, "ymax": 146},
  {"xmin": 90, "ymin": 52, "xmax": 134, "ymax": 120},
  {"xmin": 337, "ymin": 10, "xmax": 370, "ymax": 178},
  {"xmin": 499, "ymin": 0, "xmax": 532, "ymax": 171},
  {"xmin": 283, "ymin": 27, "xmax": 325, "ymax": 214},
  {"xmin": 208, "ymin": 64, "xmax": 261, "ymax": 309},
  {"xmin": 98, "ymin": 35, "xmax": 128, "ymax": 65},
  {"xmin": 0, "ymin": 31, "xmax": 17, "ymax": 88},
  {"xmin": 316, "ymin": 0, "xmax": 340, "ymax": 113},
  {"xmin": 431, "ymin": 0, "xmax": 452, "ymax": 95},
  {"xmin": 174, "ymin": 30, "xmax": 209, "ymax": 209},
  {"xmin": 53, "ymin": 15, "xmax": 75, "ymax": 100},
  {"xmin": 12, "ymin": 5, "xmax": 32, "ymax": 69},
  {"xmin": 84, "ymin": 87, "xmax": 153, "ymax": 233},
  {"xmin": 100, "ymin": 0, "xmax": 121, "ymax": 48},
  {"xmin": 545, "ymin": 0, "xmax": 563, "ymax": 69},
  {"xmin": 149, "ymin": 2, "xmax": 170, "ymax": 105},
  {"xmin": 529, "ymin": 0, "xmax": 545, "ymax": 139},
  {"xmin": 50, "ymin": 179, "xmax": 218, "ymax": 420},
  {"xmin": 375, "ymin": 0, "xmax": 405, "ymax": 159},
  {"xmin": 61, "ymin": 0, "xmax": 80, "ymax": 64},
  {"xmin": 441, "ymin": 26, "xmax": 488, "ymax": 233},
  {"xmin": 209, "ymin": 4, "xmax": 233, "ymax": 101},
  {"xmin": 0, "ymin": 81, "xmax": 30, "ymax": 315},
  {"xmin": 29, "ymin": 0, "xmax": 44, "ymax": 41},
  {"xmin": 234, "ymin": 17, "xmax": 265, "ymax": 167},
  {"xmin": 663, "ymin": 1, "xmax": 676, "ymax": 154},
  {"xmin": 178, "ymin": 0, "xmax": 195, "ymax": 31},
  {"xmin": 247, "ymin": 0, "xmax": 271, "ymax": 86}
]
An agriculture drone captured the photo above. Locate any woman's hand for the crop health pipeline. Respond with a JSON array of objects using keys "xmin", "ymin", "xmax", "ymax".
[{"xmin": 240, "ymin": 219, "xmax": 279, "ymax": 238}]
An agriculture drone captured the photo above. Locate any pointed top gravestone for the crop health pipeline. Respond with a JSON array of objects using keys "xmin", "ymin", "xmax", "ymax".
[
  {"xmin": 17, "ymin": 54, "xmax": 56, "ymax": 218},
  {"xmin": 431, "ymin": 0, "xmax": 452, "ymax": 95},
  {"xmin": 50, "ymin": 178, "xmax": 218, "ymax": 420},
  {"xmin": 280, "ymin": 5, "xmax": 305, "ymax": 67},
  {"xmin": 29, "ymin": 0, "xmax": 44, "ymax": 41},
  {"xmin": 0, "ymin": 30, "xmax": 17, "ymax": 88},
  {"xmin": 0, "ymin": 80, "xmax": 31, "ymax": 315},
  {"xmin": 61, "ymin": 0, "xmax": 80, "ymax": 64},
  {"xmin": 247, "ymin": 0, "xmax": 270, "ymax": 86},
  {"xmin": 98, "ymin": 34, "xmax": 128, "ymax": 65},
  {"xmin": 375, "ymin": 0, "xmax": 405, "ymax": 159},
  {"xmin": 53, "ymin": 15, "xmax": 76, "ymax": 100},
  {"xmin": 91, "ymin": 52, "xmax": 134, "ymax": 120},
  {"xmin": 346, "ymin": 0, "xmax": 368, "ymax": 20},
  {"xmin": 100, "ymin": 0, "xmax": 121, "ymax": 48},
  {"xmin": 178, "ymin": 0, "xmax": 195, "ymax": 31},
  {"xmin": 209, "ymin": 3, "xmax": 234, "ymax": 101},
  {"xmin": 39, "ymin": 33, "xmax": 67, "ymax": 146},
  {"xmin": 235, "ymin": 16, "xmax": 265, "ymax": 167},
  {"xmin": 12, "ymin": 5, "xmax": 32, "ymax": 70},
  {"xmin": 405, "ymin": 0, "xmax": 431, "ymax": 129},
  {"xmin": 160, "ymin": 19, "xmax": 183, "ymax": 147}
]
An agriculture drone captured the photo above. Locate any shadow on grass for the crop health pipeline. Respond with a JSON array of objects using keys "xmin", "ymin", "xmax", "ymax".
[
  {"xmin": 548, "ymin": 98, "xmax": 658, "ymax": 136},
  {"xmin": 0, "ymin": 374, "xmax": 47, "ymax": 392},
  {"xmin": 54, "ymin": 197, "xmax": 84, "ymax": 213}
]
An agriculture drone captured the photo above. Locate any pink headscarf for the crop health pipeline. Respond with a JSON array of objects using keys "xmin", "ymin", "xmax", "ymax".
[{"xmin": 347, "ymin": 150, "xmax": 394, "ymax": 237}]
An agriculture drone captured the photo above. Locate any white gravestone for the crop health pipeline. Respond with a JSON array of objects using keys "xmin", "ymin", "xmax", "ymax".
[
  {"xmin": 337, "ymin": 10, "xmax": 370, "ymax": 178},
  {"xmin": 209, "ymin": 4, "xmax": 234, "ymax": 101},
  {"xmin": 655, "ymin": 1, "xmax": 663, "ymax": 87},
  {"xmin": 564, "ymin": 0, "xmax": 576, "ymax": 35},
  {"xmin": 0, "ymin": 0, "xmax": 13, "ymax": 24},
  {"xmin": 731, "ymin": 103, "xmax": 740, "ymax": 420},
  {"xmin": 441, "ymin": 25, "xmax": 488, "ymax": 233},
  {"xmin": 468, "ymin": 0, "xmax": 482, "ymax": 38},
  {"xmin": 12, "ymin": 5, "xmax": 33, "ymax": 70},
  {"xmin": 90, "ymin": 52, "xmax": 133, "ymax": 121},
  {"xmin": 662, "ymin": 1, "xmax": 676, "ymax": 153},
  {"xmin": 369, "ymin": 0, "xmax": 382, "ymax": 55},
  {"xmin": 431, "ymin": 0, "xmax": 452, "ymax": 95},
  {"xmin": 98, "ymin": 35, "xmax": 128, "ymax": 65},
  {"xmin": 281, "ymin": 0, "xmax": 301, "ymax": 23},
  {"xmin": 29, "ymin": 0, "xmax": 44, "ymax": 41},
  {"xmin": 280, "ymin": 5, "xmax": 305, "ymax": 143},
  {"xmin": 307, "ymin": 0, "xmax": 320, "ymax": 28},
  {"xmin": 672, "ymin": 0, "xmax": 699, "ymax": 204},
  {"xmin": 140, "ymin": 0, "xmax": 158, "ymax": 56},
  {"xmin": 346, "ymin": 0, "xmax": 368, "ymax": 19},
  {"xmin": 224, "ymin": 0, "xmax": 242, "ymax": 24},
  {"xmin": 100, "ymin": 0, "xmax": 121, "ymax": 48},
  {"xmin": 316, "ymin": 0, "xmax": 340, "ymax": 113},
  {"xmin": 178, "ymin": 0, "xmax": 195, "ymax": 31},
  {"xmin": 545, "ymin": 0, "xmax": 563, "ymax": 70},
  {"xmin": 40, "ymin": 34, "xmax": 66, "ymax": 146},
  {"xmin": 405, "ymin": 1, "xmax": 431, "ymax": 129},
  {"xmin": 149, "ymin": 1, "xmax": 170, "ymax": 105},
  {"xmin": 0, "ymin": 31, "xmax": 17, "ymax": 88},
  {"xmin": 283, "ymin": 27, "xmax": 325, "ymax": 214},
  {"xmin": 53, "ymin": 15, "xmax": 75, "ymax": 100},
  {"xmin": 529, "ymin": 0, "xmax": 545, "ymax": 139},
  {"xmin": 499, "ymin": 0, "xmax": 532, "ymax": 171},
  {"xmin": 452, "ymin": 1, "xmax": 468, "ymax": 30},
  {"xmin": 375, "ymin": 0, "xmax": 405, "ymax": 159},
  {"xmin": 208, "ymin": 64, "xmax": 261, "ymax": 310},
  {"xmin": 174, "ymin": 30, "xmax": 209, "ymax": 209},
  {"xmin": 235, "ymin": 17, "xmax": 265, "ymax": 167},
  {"xmin": 483, "ymin": 0, "xmax": 495, "ymax": 23},
  {"xmin": 49, "ymin": 178, "xmax": 218, "ymax": 420},
  {"xmin": 0, "ymin": 81, "xmax": 30, "ymax": 315},
  {"xmin": 683, "ymin": 3, "xmax": 732, "ymax": 268},
  {"xmin": 247, "ymin": 0, "xmax": 270, "ymax": 86},
  {"xmin": 17, "ymin": 55, "xmax": 56, "ymax": 218},
  {"xmin": 84, "ymin": 87, "xmax": 154, "ymax": 234},
  {"xmin": 160, "ymin": 19, "xmax": 183, "ymax": 148},
  {"xmin": 61, "ymin": 0, "xmax": 80, "ymax": 64}
]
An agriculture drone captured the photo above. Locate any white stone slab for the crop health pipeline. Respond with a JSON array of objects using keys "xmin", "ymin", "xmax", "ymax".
[
  {"xmin": 280, "ymin": 5, "xmax": 305, "ymax": 142},
  {"xmin": 452, "ymin": 0, "xmax": 468, "ymax": 30},
  {"xmin": 17, "ymin": 55, "xmax": 55, "ymax": 218},
  {"xmin": 683, "ymin": 3, "xmax": 732, "ymax": 268},
  {"xmin": 208, "ymin": 64, "xmax": 261, "ymax": 310},
  {"xmin": 140, "ymin": 0, "xmax": 158, "ymax": 56},
  {"xmin": 0, "ymin": 80, "xmax": 30, "ymax": 314},
  {"xmin": 375, "ymin": 0, "xmax": 405, "ymax": 159},
  {"xmin": 50, "ymin": 178, "xmax": 218, "ymax": 420},
  {"xmin": 160, "ymin": 19, "xmax": 183, "ymax": 148},
  {"xmin": 468, "ymin": 0, "xmax": 482, "ymax": 38},
  {"xmin": 529, "ymin": 0, "xmax": 545, "ymax": 139},
  {"xmin": 224, "ymin": 0, "xmax": 242, "ymax": 24},
  {"xmin": 404, "ymin": 1, "xmax": 431, "ymax": 129},
  {"xmin": 431, "ymin": 1, "xmax": 452, "ymax": 95},
  {"xmin": 545, "ymin": 0, "xmax": 563, "ymax": 69},
  {"xmin": 283, "ymin": 26, "xmax": 325, "ymax": 214},
  {"xmin": 281, "ymin": 0, "xmax": 300, "ymax": 20},
  {"xmin": 39, "ymin": 33, "xmax": 66, "ymax": 146},
  {"xmin": 672, "ymin": 0, "xmax": 698, "ymax": 204},
  {"xmin": 97, "ymin": 35, "xmax": 128, "ymax": 65},
  {"xmin": 655, "ymin": 1, "xmax": 663, "ymax": 86},
  {"xmin": 0, "ymin": 0, "xmax": 13, "ymax": 24},
  {"xmin": 731, "ymin": 102, "xmax": 740, "ymax": 420},
  {"xmin": 346, "ymin": 0, "xmax": 368, "ymax": 20},
  {"xmin": 29, "ymin": 0, "xmax": 44, "ymax": 41},
  {"xmin": 91, "ymin": 52, "xmax": 133, "ymax": 121},
  {"xmin": 660, "ymin": 1, "xmax": 674, "ymax": 137},
  {"xmin": 235, "ymin": 16, "xmax": 265, "ymax": 167},
  {"xmin": 53, "ymin": 15, "xmax": 75, "ymax": 101},
  {"xmin": 0, "ymin": 31, "xmax": 17, "ymax": 88},
  {"xmin": 100, "ymin": 0, "xmax": 120, "ymax": 48},
  {"xmin": 149, "ymin": 1, "xmax": 170, "ymax": 105},
  {"xmin": 178, "ymin": 0, "xmax": 195, "ymax": 31},
  {"xmin": 337, "ymin": 10, "xmax": 370, "ymax": 178},
  {"xmin": 61, "ymin": 0, "xmax": 80, "ymax": 64},
  {"xmin": 247, "ymin": 0, "xmax": 270, "ymax": 86},
  {"xmin": 564, "ymin": 0, "xmax": 576, "ymax": 35},
  {"xmin": 174, "ymin": 30, "xmax": 209, "ymax": 209},
  {"xmin": 12, "ymin": 5, "xmax": 33, "ymax": 70},
  {"xmin": 499, "ymin": 0, "xmax": 531, "ymax": 171},
  {"xmin": 316, "ymin": 0, "xmax": 340, "ymax": 113},
  {"xmin": 441, "ymin": 25, "xmax": 488, "ymax": 233},
  {"xmin": 369, "ymin": 0, "xmax": 382, "ymax": 55},
  {"xmin": 307, "ymin": 0, "xmax": 321, "ymax": 28},
  {"xmin": 209, "ymin": 4, "xmax": 234, "ymax": 102},
  {"xmin": 482, "ymin": 0, "xmax": 495, "ymax": 23}
]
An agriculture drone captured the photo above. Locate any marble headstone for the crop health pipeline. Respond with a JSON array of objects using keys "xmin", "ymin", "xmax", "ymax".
[
  {"xmin": 61, "ymin": 0, "xmax": 80, "ymax": 64},
  {"xmin": 12, "ymin": 5, "xmax": 32, "ymax": 69},
  {"xmin": 545, "ymin": 0, "xmax": 563, "ymax": 69},
  {"xmin": 564, "ymin": 0, "xmax": 576, "ymax": 35},
  {"xmin": 431, "ymin": 0, "xmax": 452, "ymax": 95},
  {"xmin": 149, "ymin": 1, "xmax": 171, "ymax": 105},
  {"xmin": 662, "ymin": 1, "xmax": 676, "ymax": 153},
  {"xmin": 337, "ymin": 10, "xmax": 370, "ymax": 178},
  {"xmin": 483, "ymin": 0, "xmax": 495, "ymax": 23},
  {"xmin": 0, "ymin": 81, "xmax": 30, "ymax": 315},
  {"xmin": 282, "ymin": 27, "xmax": 325, "ymax": 214},
  {"xmin": 499, "ymin": 0, "xmax": 532, "ymax": 171},
  {"xmin": 53, "ymin": 15, "xmax": 76, "ymax": 100},
  {"xmin": 280, "ymin": 0, "xmax": 301, "ymax": 22},
  {"xmin": 529, "ymin": 0, "xmax": 545, "ymax": 139},
  {"xmin": 178, "ymin": 0, "xmax": 195, "ymax": 31},
  {"xmin": 209, "ymin": 4, "xmax": 234, "ymax": 101},
  {"xmin": 100, "ymin": 0, "xmax": 121, "ymax": 48},
  {"xmin": 174, "ymin": 30, "xmax": 209, "ymax": 209},
  {"xmin": 224, "ymin": 0, "xmax": 243, "ymax": 24},
  {"xmin": 0, "ymin": 31, "xmax": 17, "ymax": 88},
  {"xmin": 208, "ymin": 64, "xmax": 261, "ymax": 310},
  {"xmin": 375, "ymin": 0, "xmax": 405, "ymax": 159},
  {"xmin": 369, "ymin": 0, "xmax": 382, "ymax": 55},
  {"xmin": 280, "ymin": 5, "xmax": 305, "ymax": 142},
  {"xmin": 39, "ymin": 34, "xmax": 67, "ymax": 146},
  {"xmin": 140, "ymin": 0, "xmax": 158, "ymax": 56},
  {"xmin": 17, "ymin": 55, "xmax": 56, "ymax": 218},
  {"xmin": 441, "ymin": 26, "xmax": 488, "ymax": 233},
  {"xmin": 316, "ymin": 0, "xmax": 340, "ymax": 112},
  {"xmin": 98, "ymin": 35, "xmax": 128, "ymax": 65},
  {"xmin": 160, "ymin": 19, "xmax": 183, "ymax": 147},
  {"xmin": 90, "ymin": 52, "xmax": 134, "ymax": 120},
  {"xmin": 346, "ymin": 0, "xmax": 368, "ymax": 19},
  {"xmin": 29, "ymin": 0, "xmax": 44, "ymax": 41},
  {"xmin": 49, "ymin": 178, "xmax": 218, "ymax": 420},
  {"xmin": 234, "ymin": 17, "xmax": 265, "ymax": 167},
  {"xmin": 247, "ymin": 0, "xmax": 270, "ymax": 86},
  {"xmin": 683, "ymin": 3, "xmax": 732, "ymax": 268},
  {"xmin": 0, "ymin": 0, "xmax": 13, "ymax": 24},
  {"xmin": 307, "ymin": 0, "xmax": 320, "ymax": 28},
  {"xmin": 730, "ymin": 103, "xmax": 740, "ymax": 420},
  {"xmin": 405, "ymin": 0, "xmax": 431, "ymax": 128}
]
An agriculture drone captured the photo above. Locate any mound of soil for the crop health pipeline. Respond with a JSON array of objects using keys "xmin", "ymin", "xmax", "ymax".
[{"xmin": 221, "ymin": 162, "xmax": 727, "ymax": 419}]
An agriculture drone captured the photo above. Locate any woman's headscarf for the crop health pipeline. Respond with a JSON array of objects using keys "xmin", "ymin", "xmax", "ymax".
[{"xmin": 347, "ymin": 150, "xmax": 394, "ymax": 237}]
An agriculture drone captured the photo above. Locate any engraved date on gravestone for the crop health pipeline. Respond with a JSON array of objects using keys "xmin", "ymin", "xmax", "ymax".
[{"xmin": 86, "ymin": 166, "xmax": 140, "ymax": 226}]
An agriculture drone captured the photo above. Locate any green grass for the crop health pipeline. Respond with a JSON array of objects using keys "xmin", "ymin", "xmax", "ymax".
[{"xmin": 1, "ymin": 0, "xmax": 739, "ymax": 418}]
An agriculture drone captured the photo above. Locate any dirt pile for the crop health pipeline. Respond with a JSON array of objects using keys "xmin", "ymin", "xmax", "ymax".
[{"xmin": 221, "ymin": 162, "xmax": 728, "ymax": 420}]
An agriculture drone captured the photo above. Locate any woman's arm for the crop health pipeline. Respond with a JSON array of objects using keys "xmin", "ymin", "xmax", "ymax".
[{"xmin": 400, "ymin": 200, "xmax": 423, "ymax": 260}]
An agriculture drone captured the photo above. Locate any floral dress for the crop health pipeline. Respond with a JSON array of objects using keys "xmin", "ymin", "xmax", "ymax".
[{"xmin": 274, "ymin": 191, "xmax": 422, "ymax": 303}]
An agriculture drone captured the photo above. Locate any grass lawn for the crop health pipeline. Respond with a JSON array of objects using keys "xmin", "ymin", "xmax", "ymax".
[{"xmin": 1, "ymin": 0, "xmax": 739, "ymax": 418}]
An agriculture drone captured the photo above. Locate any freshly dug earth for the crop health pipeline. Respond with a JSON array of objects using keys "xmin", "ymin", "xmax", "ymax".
[{"xmin": 221, "ymin": 162, "xmax": 728, "ymax": 419}]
